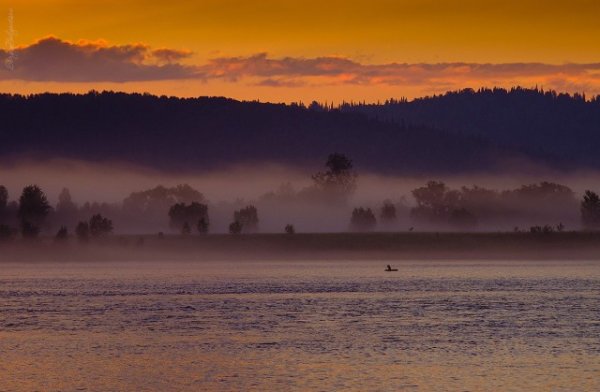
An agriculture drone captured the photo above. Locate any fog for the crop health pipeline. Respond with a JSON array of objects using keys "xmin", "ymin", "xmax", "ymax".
[{"xmin": 1, "ymin": 158, "xmax": 599, "ymax": 234}]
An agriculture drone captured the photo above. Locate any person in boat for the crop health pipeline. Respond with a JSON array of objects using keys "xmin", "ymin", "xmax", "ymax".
[{"xmin": 386, "ymin": 264, "xmax": 392, "ymax": 271}]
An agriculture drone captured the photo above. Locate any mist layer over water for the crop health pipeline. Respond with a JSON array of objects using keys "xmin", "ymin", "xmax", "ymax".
[
  {"xmin": 3, "ymin": 159, "xmax": 600, "ymax": 233},
  {"xmin": 1, "ymin": 259, "xmax": 598, "ymax": 391}
]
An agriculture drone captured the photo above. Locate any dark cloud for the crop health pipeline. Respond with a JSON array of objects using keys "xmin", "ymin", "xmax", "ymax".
[
  {"xmin": 152, "ymin": 48, "xmax": 193, "ymax": 64},
  {"xmin": 0, "ymin": 37, "xmax": 199, "ymax": 82},
  {"xmin": 1, "ymin": 37, "xmax": 600, "ymax": 93},
  {"xmin": 200, "ymin": 54, "xmax": 600, "ymax": 87}
]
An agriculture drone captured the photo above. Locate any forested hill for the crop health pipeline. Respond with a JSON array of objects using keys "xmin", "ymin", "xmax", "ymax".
[
  {"xmin": 340, "ymin": 88, "xmax": 600, "ymax": 167},
  {"xmin": 0, "ymin": 90, "xmax": 573, "ymax": 174}
]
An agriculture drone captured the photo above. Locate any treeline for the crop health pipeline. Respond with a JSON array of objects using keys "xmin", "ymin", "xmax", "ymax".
[
  {"xmin": 0, "ymin": 154, "xmax": 359, "ymax": 239},
  {"xmin": 2, "ymin": 88, "xmax": 600, "ymax": 176},
  {"xmin": 338, "ymin": 87, "xmax": 600, "ymax": 167},
  {"xmin": 3, "ymin": 153, "xmax": 600, "ymax": 239},
  {"xmin": 0, "ymin": 90, "xmax": 550, "ymax": 174},
  {"xmin": 349, "ymin": 181, "xmax": 588, "ymax": 232}
]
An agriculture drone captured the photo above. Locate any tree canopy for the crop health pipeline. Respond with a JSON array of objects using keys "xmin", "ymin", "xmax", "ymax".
[
  {"xmin": 18, "ymin": 185, "xmax": 51, "ymax": 227},
  {"xmin": 581, "ymin": 190, "xmax": 600, "ymax": 230},
  {"xmin": 312, "ymin": 153, "xmax": 358, "ymax": 202}
]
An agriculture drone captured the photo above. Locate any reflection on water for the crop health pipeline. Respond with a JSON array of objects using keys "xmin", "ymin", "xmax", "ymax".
[{"xmin": 0, "ymin": 260, "xmax": 599, "ymax": 391}]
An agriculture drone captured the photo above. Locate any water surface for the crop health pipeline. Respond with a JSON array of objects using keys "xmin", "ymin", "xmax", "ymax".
[{"xmin": 1, "ymin": 259, "xmax": 599, "ymax": 391}]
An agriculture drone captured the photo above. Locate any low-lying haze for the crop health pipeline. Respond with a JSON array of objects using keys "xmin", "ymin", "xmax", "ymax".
[{"xmin": 1, "ymin": 159, "xmax": 598, "ymax": 234}]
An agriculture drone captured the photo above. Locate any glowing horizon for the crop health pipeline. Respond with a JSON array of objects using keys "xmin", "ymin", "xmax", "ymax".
[{"xmin": 2, "ymin": 1, "xmax": 600, "ymax": 102}]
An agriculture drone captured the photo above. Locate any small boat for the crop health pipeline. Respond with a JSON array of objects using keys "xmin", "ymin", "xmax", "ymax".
[{"xmin": 385, "ymin": 265, "xmax": 398, "ymax": 272}]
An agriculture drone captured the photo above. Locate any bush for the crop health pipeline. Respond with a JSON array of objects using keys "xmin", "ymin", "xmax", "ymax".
[
  {"xmin": 76, "ymin": 221, "xmax": 90, "ymax": 242},
  {"xmin": 379, "ymin": 201, "xmax": 397, "ymax": 222},
  {"xmin": 89, "ymin": 214, "xmax": 113, "ymax": 237},
  {"xmin": 21, "ymin": 221, "xmax": 40, "ymax": 239},
  {"xmin": 285, "ymin": 224, "xmax": 295, "ymax": 234},
  {"xmin": 350, "ymin": 207, "xmax": 377, "ymax": 231},
  {"xmin": 229, "ymin": 221, "xmax": 242, "ymax": 235},
  {"xmin": 233, "ymin": 206, "xmax": 259, "ymax": 233},
  {"xmin": 169, "ymin": 202, "xmax": 209, "ymax": 232},
  {"xmin": 581, "ymin": 190, "xmax": 600, "ymax": 229},
  {"xmin": 0, "ymin": 224, "xmax": 13, "ymax": 241},
  {"xmin": 449, "ymin": 208, "xmax": 478, "ymax": 229},
  {"xmin": 197, "ymin": 217, "xmax": 209, "ymax": 234},
  {"xmin": 530, "ymin": 225, "xmax": 555, "ymax": 234},
  {"xmin": 55, "ymin": 226, "xmax": 68, "ymax": 241},
  {"xmin": 18, "ymin": 185, "xmax": 51, "ymax": 227}
]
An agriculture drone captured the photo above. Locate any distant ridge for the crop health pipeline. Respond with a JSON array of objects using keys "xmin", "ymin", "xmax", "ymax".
[
  {"xmin": 0, "ymin": 89, "xmax": 591, "ymax": 174},
  {"xmin": 340, "ymin": 87, "xmax": 600, "ymax": 168}
]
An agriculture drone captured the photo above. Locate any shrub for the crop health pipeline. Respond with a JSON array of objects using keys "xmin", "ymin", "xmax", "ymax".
[
  {"xmin": 350, "ymin": 207, "xmax": 377, "ymax": 231},
  {"xmin": 21, "ymin": 221, "xmax": 40, "ymax": 239},
  {"xmin": 0, "ymin": 224, "xmax": 13, "ymax": 241},
  {"xmin": 181, "ymin": 222, "xmax": 191, "ymax": 235},
  {"xmin": 229, "ymin": 221, "xmax": 242, "ymax": 235},
  {"xmin": 76, "ymin": 221, "xmax": 90, "ymax": 242},
  {"xmin": 197, "ymin": 217, "xmax": 209, "ymax": 234},
  {"xmin": 89, "ymin": 214, "xmax": 113, "ymax": 237},
  {"xmin": 233, "ymin": 206, "xmax": 259, "ymax": 233},
  {"xmin": 55, "ymin": 226, "xmax": 68, "ymax": 241}
]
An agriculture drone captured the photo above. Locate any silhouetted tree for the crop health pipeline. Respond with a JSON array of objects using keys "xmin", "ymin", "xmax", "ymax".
[
  {"xmin": 0, "ymin": 185, "xmax": 7, "ymax": 211},
  {"xmin": 21, "ymin": 221, "xmax": 40, "ymax": 239},
  {"xmin": 89, "ymin": 214, "xmax": 113, "ymax": 237},
  {"xmin": 350, "ymin": 207, "xmax": 377, "ymax": 231},
  {"xmin": 380, "ymin": 200, "xmax": 397, "ymax": 223},
  {"xmin": 260, "ymin": 182, "xmax": 297, "ymax": 203},
  {"xmin": 55, "ymin": 188, "xmax": 78, "ymax": 226},
  {"xmin": 75, "ymin": 221, "xmax": 89, "ymax": 242},
  {"xmin": 197, "ymin": 217, "xmax": 209, "ymax": 234},
  {"xmin": 124, "ymin": 184, "xmax": 205, "ymax": 215},
  {"xmin": 449, "ymin": 208, "xmax": 478, "ymax": 229},
  {"xmin": 55, "ymin": 226, "xmax": 68, "ymax": 241},
  {"xmin": 229, "ymin": 221, "xmax": 242, "ymax": 235},
  {"xmin": 410, "ymin": 181, "xmax": 455, "ymax": 223},
  {"xmin": 167, "ymin": 203, "xmax": 186, "ymax": 227},
  {"xmin": 0, "ymin": 185, "xmax": 8, "ymax": 225},
  {"xmin": 581, "ymin": 190, "xmax": 600, "ymax": 229},
  {"xmin": 506, "ymin": 182, "xmax": 575, "ymax": 205},
  {"xmin": 18, "ymin": 185, "xmax": 51, "ymax": 236},
  {"xmin": 0, "ymin": 224, "xmax": 13, "ymax": 241},
  {"xmin": 312, "ymin": 153, "xmax": 358, "ymax": 201},
  {"xmin": 409, "ymin": 180, "xmax": 576, "ymax": 228},
  {"xmin": 285, "ymin": 224, "xmax": 295, "ymax": 234},
  {"xmin": 234, "ymin": 205, "xmax": 259, "ymax": 233},
  {"xmin": 168, "ymin": 202, "xmax": 209, "ymax": 233},
  {"xmin": 530, "ymin": 224, "xmax": 555, "ymax": 234}
]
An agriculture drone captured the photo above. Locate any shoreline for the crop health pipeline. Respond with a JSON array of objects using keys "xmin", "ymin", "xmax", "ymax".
[{"xmin": 2, "ymin": 232, "xmax": 600, "ymax": 261}]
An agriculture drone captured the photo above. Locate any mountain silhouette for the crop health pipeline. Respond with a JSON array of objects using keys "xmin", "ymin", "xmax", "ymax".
[
  {"xmin": 340, "ymin": 87, "xmax": 600, "ymax": 168},
  {"xmin": 0, "ymin": 89, "xmax": 585, "ymax": 173}
]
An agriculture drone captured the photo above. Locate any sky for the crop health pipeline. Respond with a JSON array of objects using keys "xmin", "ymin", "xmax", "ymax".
[{"xmin": 1, "ymin": 0, "xmax": 600, "ymax": 103}]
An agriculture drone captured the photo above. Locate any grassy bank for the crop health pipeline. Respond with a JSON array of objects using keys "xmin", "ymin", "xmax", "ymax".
[{"xmin": 2, "ymin": 231, "xmax": 600, "ymax": 261}]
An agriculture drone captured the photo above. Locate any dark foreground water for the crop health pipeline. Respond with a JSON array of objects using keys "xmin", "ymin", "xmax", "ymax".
[{"xmin": 0, "ymin": 259, "xmax": 599, "ymax": 391}]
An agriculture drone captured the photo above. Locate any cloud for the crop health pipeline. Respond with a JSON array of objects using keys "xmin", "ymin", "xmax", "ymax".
[
  {"xmin": 199, "ymin": 54, "xmax": 600, "ymax": 88},
  {"xmin": 152, "ymin": 48, "xmax": 193, "ymax": 64},
  {"xmin": 2, "ymin": 37, "xmax": 600, "ymax": 96},
  {"xmin": 0, "ymin": 36, "xmax": 198, "ymax": 82}
]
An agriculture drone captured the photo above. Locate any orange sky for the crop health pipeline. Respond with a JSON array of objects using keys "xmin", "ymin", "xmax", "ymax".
[{"xmin": 2, "ymin": 1, "xmax": 600, "ymax": 102}]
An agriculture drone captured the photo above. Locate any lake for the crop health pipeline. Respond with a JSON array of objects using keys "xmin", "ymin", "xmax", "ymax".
[{"xmin": 1, "ymin": 259, "xmax": 598, "ymax": 391}]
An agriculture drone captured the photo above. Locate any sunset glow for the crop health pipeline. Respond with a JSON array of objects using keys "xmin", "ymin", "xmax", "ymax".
[{"xmin": 3, "ymin": 0, "xmax": 600, "ymax": 102}]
